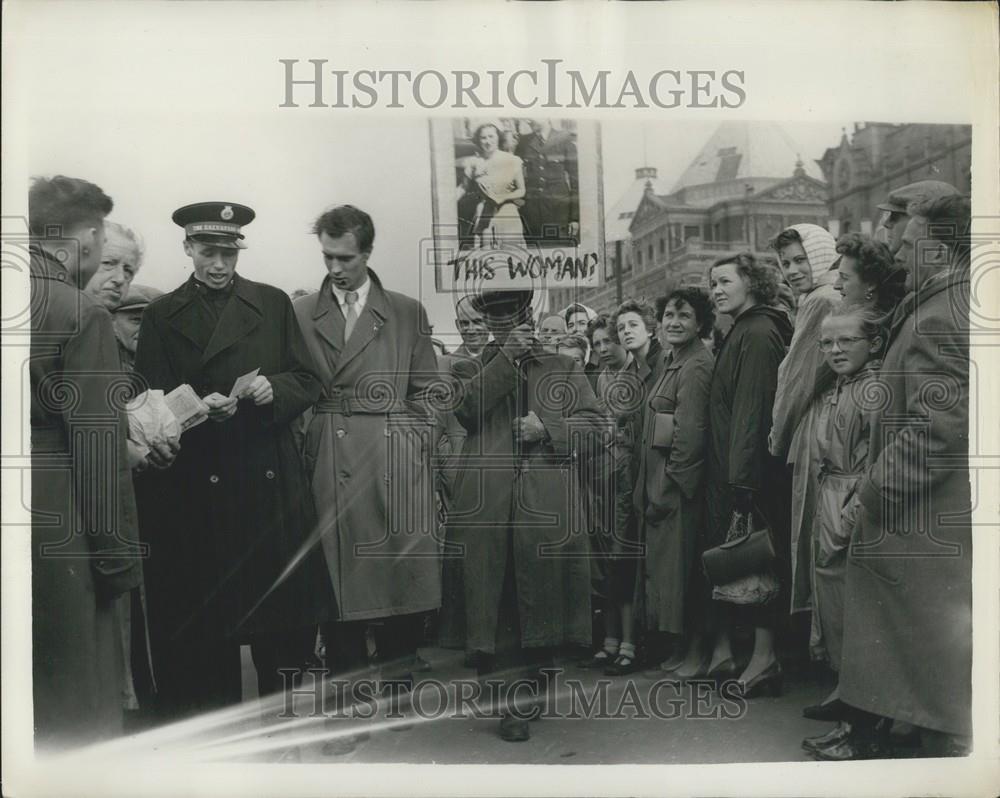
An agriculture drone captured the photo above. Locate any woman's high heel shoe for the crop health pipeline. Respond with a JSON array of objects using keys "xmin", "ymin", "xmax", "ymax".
[
  {"xmin": 706, "ymin": 657, "xmax": 741, "ymax": 687},
  {"xmin": 740, "ymin": 661, "xmax": 783, "ymax": 698}
]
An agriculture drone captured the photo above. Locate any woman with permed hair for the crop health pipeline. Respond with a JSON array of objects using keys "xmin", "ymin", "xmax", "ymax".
[{"xmin": 702, "ymin": 253, "xmax": 793, "ymax": 694}]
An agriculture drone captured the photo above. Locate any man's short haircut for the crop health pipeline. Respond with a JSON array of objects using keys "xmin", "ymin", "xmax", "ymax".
[
  {"xmin": 612, "ymin": 299, "xmax": 658, "ymax": 335},
  {"xmin": 659, "ymin": 287, "xmax": 716, "ymax": 339},
  {"xmin": 585, "ymin": 313, "xmax": 619, "ymax": 345},
  {"xmin": 768, "ymin": 227, "xmax": 803, "ymax": 253},
  {"xmin": 709, "ymin": 252, "xmax": 780, "ymax": 305},
  {"xmin": 312, "ymin": 204, "xmax": 375, "ymax": 252},
  {"xmin": 28, "ymin": 175, "xmax": 113, "ymax": 238}
]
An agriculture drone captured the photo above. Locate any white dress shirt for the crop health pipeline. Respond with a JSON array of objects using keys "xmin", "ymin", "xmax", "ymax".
[{"xmin": 331, "ymin": 276, "xmax": 371, "ymax": 316}]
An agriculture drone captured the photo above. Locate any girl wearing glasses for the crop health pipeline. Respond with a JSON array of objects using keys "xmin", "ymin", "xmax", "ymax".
[{"xmin": 799, "ymin": 305, "xmax": 885, "ymax": 755}]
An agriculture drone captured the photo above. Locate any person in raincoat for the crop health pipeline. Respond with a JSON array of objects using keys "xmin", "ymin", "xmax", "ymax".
[
  {"xmin": 440, "ymin": 290, "xmax": 601, "ymax": 743},
  {"xmin": 635, "ymin": 288, "xmax": 714, "ymax": 677}
]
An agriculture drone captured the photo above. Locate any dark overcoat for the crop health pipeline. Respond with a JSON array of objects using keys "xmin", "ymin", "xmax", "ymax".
[
  {"xmin": 292, "ymin": 270, "xmax": 442, "ymax": 621},
  {"xmin": 133, "ymin": 274, "xmax": 335, "ymax": 652},
  {"xmin": 438, "ymin": 343, "xmax": 601, "ymax": 653},
  {"xmin": 29, "ymin": 248, "xmax": 142, "ymax": 747},
  {"xmin": 634, "ymin": 338, "xmax": 713, "ymax": 634},
  {"xmin": 706, "ymin": 304, "xmax": 793, "ymax": 551},
  {"xmin": 839, "ymin": 271, "xmax": 971, "ymax": 736}
]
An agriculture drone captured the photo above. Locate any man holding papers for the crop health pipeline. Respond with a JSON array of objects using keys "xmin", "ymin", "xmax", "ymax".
[{"xmin": 133, "ymin": 201, "xmax": 336, "ymax": 722}]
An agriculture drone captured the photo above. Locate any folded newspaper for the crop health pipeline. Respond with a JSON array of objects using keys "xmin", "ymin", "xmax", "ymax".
[{"xmin": 126, "ymin": 385, "xmax": 208, "ymax": 456}]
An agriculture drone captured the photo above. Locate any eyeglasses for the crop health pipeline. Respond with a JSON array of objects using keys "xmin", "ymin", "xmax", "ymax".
[{"xmin": 818, "ymin": 336, "xmax": 868, "ymax": 352}]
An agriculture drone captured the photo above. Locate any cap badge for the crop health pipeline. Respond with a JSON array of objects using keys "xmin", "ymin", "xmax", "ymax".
[{"xmin": 220, "ymin": 205, "xmax": 234, "ymax": 221}]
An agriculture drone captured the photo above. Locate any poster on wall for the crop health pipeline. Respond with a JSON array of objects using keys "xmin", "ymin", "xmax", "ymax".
[{"xmin": 428, "ymin": 117, "xmax": 604, "ymax": 294}]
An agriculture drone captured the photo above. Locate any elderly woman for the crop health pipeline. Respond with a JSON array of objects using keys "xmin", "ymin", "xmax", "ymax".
[
  {"xmin": 635, "ymin": 289, "xmax": 714, "ymax": 676},
  {"xmin": 83, "ymin": 220, "xmax": 143, "ymax": 312},
  {"xmin": 704, "ymin": 253, "xmax": 793, "ymax": 694},
  {"xmin": 456, "ymin": 123, "xmax": 527, "ymax": 250}
]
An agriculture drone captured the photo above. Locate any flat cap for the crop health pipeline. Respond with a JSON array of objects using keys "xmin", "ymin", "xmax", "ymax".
[
  {"xmin": 115, "ymin": 284, "xmax": 163, "ymax": 312},
  {"xmin": 172, "ymin": 201, "xmax": 255, "ymax": 249},
  {"xmin": 876, "ymin": 180, "xmax": 960, "ymax": 214}
]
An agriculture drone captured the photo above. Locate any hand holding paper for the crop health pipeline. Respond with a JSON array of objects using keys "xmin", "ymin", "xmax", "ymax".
[
  {"xmin": 244, "ymin": 375, "xmax": 273, "ymax": 406},
  {"xmin": 204, "ymin": 392, "xmax": 239, "ymax": 422}
]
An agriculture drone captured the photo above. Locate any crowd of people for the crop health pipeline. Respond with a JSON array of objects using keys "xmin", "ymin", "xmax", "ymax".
[{"xmin": 28, "ymin": 173, "xmax": 971, "ymax": 762}]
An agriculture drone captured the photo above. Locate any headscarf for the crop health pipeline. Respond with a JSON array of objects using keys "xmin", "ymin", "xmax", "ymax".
[{"xmin": 788, "ymin": 223, "xmax": 838, "ymax": 288}]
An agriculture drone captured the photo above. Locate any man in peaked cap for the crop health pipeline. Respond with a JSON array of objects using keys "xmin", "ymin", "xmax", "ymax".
[
  {"xmin": 876, "ymin": 180, "xmax": 960, "ymax": 256},
  {"xmin": 132, "ymin": 201, "xmax": 335, "ymax": 729}
]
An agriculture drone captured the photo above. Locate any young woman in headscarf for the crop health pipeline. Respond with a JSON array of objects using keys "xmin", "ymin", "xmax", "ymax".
[{"xmin": 766, "ymin": 224, "xmax": 841, "ymax": 679}]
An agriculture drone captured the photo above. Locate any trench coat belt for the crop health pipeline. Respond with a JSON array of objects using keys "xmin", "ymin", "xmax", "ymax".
[{"xmin": 314, "ymin": 397, "xmax": 409, "ymax": 416}]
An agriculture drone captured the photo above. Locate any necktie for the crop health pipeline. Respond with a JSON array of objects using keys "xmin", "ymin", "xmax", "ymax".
[{"xmin": 343, "ymin": 291, "xmax": 359, "ymax": 341}]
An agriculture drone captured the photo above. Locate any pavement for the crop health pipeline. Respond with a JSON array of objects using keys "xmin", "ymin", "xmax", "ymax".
[{"xmin": 239, "ymin": 645, "xmax": 836, "ymax": 764}]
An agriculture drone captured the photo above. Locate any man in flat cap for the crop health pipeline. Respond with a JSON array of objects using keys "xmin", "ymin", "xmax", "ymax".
[
  {"xmin": 439, "ymin": 290, "xmax": 602, "ymax": 743},
  {"xmin": 133, "ymin": 202, "xmax": 336, "ymax": 724},
  {"xmin": 876, "ymin": 180, "xmax": 960, "ymax": 256},
  {"xmin": 292, "ymin": 205, "xmax": 441, "ymax": 754},
  {"xmin": 112, "ymin": 284, "xmax": 162, "ymax": 372}
]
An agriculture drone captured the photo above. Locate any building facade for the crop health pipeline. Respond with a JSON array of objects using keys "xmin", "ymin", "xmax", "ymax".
[
  {"xmin": 817, "ymin": 122, "xmax": 972, "ymax": 238},
  {"xmin": 552, "ymin": 121, "xmax": 830, "ymax": 314}
]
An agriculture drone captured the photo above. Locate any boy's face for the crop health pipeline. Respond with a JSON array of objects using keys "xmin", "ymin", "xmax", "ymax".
[{"xmin": 557, "ymin": 346, "xmax": 586, "ymax": 369}]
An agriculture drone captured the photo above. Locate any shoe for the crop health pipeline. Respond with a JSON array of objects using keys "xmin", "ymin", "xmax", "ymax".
[
  {"xmin": 579, "ymin": 649, "xmax": 615, "ymax": 669},
  {"xmin": 641, "ymin": 660, "xmax": 680, "ymax": 679},
  {"xmin": 802, "ymin": 722, "xmax": 852, "ymax": 753},
  {"xmin": 322, "ymin": 730, "xmax": 370, "ymax": 756},
  {"xmin": 414, "ymin": 654, "xmax": 432, "ymax": 673},
  {"xmin": 739, "ymin": 661, "xmax": 783, "ymax": 699},
  {"xmin": 803, "ymin": 699, "xmax": 845, "ymax": 722},
  {"xmin": 706, "ymin": 658, "xmax": 741, "ymax": 687},
  {"xmin": 498, "ymin": 714, "xmax": 530, "ymax": 742},
  {"xmin": 809, "ymin": 719, "xmax": 892, "ymax": 761},
  {"xmin": 604, "ymin": 652, "xmax": 638, "ymax": 676}
]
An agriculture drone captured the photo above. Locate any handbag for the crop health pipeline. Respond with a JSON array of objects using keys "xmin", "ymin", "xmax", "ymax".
[
  {"xmin": 701, "ymin": 508, "xmax": 777, "ymax": 587},
  {"xmin": 650, "ymin": 412, "xmax": 675, "ymax": 449}
]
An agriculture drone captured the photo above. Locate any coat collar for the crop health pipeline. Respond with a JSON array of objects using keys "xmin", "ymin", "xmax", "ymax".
[
  {"xmin": 164, "ymin": 273, "xmax": 265, "ymax": 364},
  {"xmin": 309, "ymin": 268, "xmax": 390, "ymax": 374},
  {"xmin": 663, "ymin": 337, "xmax": 703, "ymax": 371},
  {"xmin": 886, "ymin": 267, "xmax": 968, "ymax": 344}
]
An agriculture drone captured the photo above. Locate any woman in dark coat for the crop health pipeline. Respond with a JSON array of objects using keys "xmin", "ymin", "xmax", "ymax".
[
  {"xmin": 704, "ymin": 253, "xmax": 793, "ymax": 695},
  {"xmin": 134, "ymin": 224, "xmax": 336, "ymax": 722},
  {"xmin": 635, "ymin": 289, "xmax": 714, "ymax": 676}
]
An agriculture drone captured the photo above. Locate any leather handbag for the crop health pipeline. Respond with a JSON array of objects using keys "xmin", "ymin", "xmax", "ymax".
[
  {"xmin": 650, "ymin": 412, "xmax": 675, "ymax": 449},
  {"xmin": 701, "ymin": 509, "xmax": 777, "ymax": 586}
]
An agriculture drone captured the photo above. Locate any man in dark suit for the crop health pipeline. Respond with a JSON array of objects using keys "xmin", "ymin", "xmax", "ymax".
[
  {"xmin": 515, "ymin": 119, "xmax": 580, "ymax": 246},
  {"xmin": 133, "ymin": 202, "xmax": 335, "ymax": 725}
]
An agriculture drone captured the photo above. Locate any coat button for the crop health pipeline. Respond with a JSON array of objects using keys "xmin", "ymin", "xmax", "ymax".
[
  {"xmin": 265, "ymin": 469, "xmax": 275, "ymax": 480},
  {"xmin": 209, "ymin": 474, "xmax": 220, "ymax": 484},
  {"xmin": 336, "ymin": 429, "xmax": 346, "ymax": 438}
]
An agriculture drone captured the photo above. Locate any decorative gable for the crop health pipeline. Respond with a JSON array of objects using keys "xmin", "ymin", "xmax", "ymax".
[{"xmin": 755, "ymin": 175, "xmax": 829, "ymax": 204}]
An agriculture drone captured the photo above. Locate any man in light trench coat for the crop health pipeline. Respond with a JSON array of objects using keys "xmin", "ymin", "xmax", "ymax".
[{"xmin": 292, "ymin": 205, "xmax": 441, "ymax": 754}]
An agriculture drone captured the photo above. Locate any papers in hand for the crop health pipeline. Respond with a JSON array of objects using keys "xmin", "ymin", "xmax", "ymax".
[
  {"xmin": 230, "ymin": 368, "xmax": 260, "ymax": 399},
  {"xmin": 127, "ymin": 388, "xmax": 186, "ymax": 452},
  {"xmin": 165, "ymin": 384, "xmax": 211, "ymax": 432}
]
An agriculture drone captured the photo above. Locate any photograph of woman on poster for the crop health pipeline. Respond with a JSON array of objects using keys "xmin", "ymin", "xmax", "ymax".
[{"xmin": 456, "ymin": 122, "xmax": 527, "ymax": 251}]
